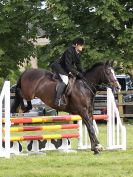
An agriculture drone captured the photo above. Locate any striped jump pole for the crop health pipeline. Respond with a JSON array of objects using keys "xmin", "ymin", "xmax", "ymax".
[
  {"xmin": 2, "ymin": 114, "xmax": 108, "ymax": 124},
  {"xmin": 2, "ymin": 133, "xmax": 79, "ymax": 142},
  {"xmin": 2, "ymin": 114, "xmax": 107, "ymax": 153},
  {"xmin": 93, "ymin": 115, "xmax": 108, "ymax": 120},
  {"xmin": 3, "ymin": 115, "xmax": 81, "ymax": 124},
  {"xmin": 3, "ymin": 124, "xmax": 79, "ymax": 132}
]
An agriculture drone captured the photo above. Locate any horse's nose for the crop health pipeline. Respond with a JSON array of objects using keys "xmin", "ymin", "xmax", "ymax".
[
  {"xmin": 116, "ymin": 84, "xmax": 121, "ymax": 92},
  {"xmin": 117, "ymin": 87, "xmax": 121, "ymax": 92}
]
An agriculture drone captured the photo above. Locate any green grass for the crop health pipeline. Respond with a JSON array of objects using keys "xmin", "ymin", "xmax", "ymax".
[{"xmin": 0, "ymin": 124, "xmax": 133, "ymax": 177}]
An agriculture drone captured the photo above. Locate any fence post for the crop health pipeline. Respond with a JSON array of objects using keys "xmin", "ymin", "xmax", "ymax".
[
  {"xmin": 0, "ymin": 81, "xmax": 10, "ymax": 158},
  {"xmin": 118, "ymin": 92, "xmax": 124, "ymax": 120},
  {"xmin": 107, "ymin": 88, "xmax": 112, "ymax": 149},
  {"xmin": 107, "ymin": 88, "xmax": 126, "ymax": 150}
]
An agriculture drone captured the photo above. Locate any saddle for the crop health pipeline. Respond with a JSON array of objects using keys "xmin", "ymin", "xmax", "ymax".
[
  {"xmin": 65, "ymin": 74, "xmax": 76, "ymax": 96},
  {"xmin": 53, "ymin": 73, "xmax": 76, "ymax": 101}
]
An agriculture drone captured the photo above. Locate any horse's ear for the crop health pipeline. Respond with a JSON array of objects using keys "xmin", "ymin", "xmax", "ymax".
[
  {"xmin": 110, "ymin": 60, "xmax": 115, "ymax": 67},
  {"xmin": 105, "ymin": 60, "xmax": 114, "ymax": 67},
  {"xmin": 105, "ymin": 60, "xmax": 110, "ymax": 66}
]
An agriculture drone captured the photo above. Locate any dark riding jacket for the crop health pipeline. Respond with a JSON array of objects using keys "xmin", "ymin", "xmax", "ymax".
[{"xmin": 51, "ymin": 46, "xmax": 83, "ymax": 76}]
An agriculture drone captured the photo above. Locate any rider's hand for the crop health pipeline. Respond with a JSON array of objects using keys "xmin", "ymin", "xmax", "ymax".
[{"xmin": 77, "ymin": 72, "xmax": 84, "ymax": 79}]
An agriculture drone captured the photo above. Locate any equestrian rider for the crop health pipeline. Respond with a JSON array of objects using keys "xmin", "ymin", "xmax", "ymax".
[{"xmin": 51, "ymin": 37, "xmax": 85, "ymax": 106}]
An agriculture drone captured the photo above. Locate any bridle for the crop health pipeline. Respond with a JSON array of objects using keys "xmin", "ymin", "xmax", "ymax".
[
  {"xmin": 82, "ymin": 65, "xmax": 120, "ymax": 94},
  {"xmin": 82, "ymin": 78, "xmax": 96, "ymax": 95},
  {"xmin": 103, "ymin": 66, "xmax": 120, "ymax": 89}
]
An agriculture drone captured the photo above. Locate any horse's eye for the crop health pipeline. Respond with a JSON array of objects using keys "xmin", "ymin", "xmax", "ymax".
[
  {"xmin": 106, "ymin": 68, "xmax": 111, "ymax": 74},
  {"xmin": 106, "ymin": 70, "xmax": 110, "ymax": 74}
]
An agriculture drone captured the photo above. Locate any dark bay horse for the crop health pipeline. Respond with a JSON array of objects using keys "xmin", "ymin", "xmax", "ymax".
[{"xmin": 11, "ymin": 61, "xmax": 121, "ymax": 154}]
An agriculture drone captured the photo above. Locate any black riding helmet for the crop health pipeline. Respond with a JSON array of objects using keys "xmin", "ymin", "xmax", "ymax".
[{"xmin": 72, "ymin": 37, "xmax": 85, "ymax": 45}]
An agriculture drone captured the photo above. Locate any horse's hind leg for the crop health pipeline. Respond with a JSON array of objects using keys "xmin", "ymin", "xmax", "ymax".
[
  {"xmin": 80, "ymin": 112, "xmax": 102, "ymax": 154},
  {"xmin": 11, "ymin": 94, "xmax": 27, "ymax": 113},
  {"xmin": 24, "ymin": 101, "xmax": 32, "ymax": 112},
  {"xmin": 11, "ymin": 97, "xmax": 21, "ymax": 113},
  {"xmin": 11, "ymin": 86, "xmax": 23, "ymax": 113},
  {"xmin": 11, "ymin": 87, "xmax": 32, "ymax": 113},
  {"xmin": 18, "ymin": 100, "xmax": 32, "ymax": 113}
]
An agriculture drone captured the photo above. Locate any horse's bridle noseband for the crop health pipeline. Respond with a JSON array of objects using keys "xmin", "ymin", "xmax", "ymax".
[
  {"xmin": 82, "ymin": 65, "xmax": 120, "ymax": 94},
  {"xmin": 104, "ymin": 66, "xmax": 120, "ymax": 89}
]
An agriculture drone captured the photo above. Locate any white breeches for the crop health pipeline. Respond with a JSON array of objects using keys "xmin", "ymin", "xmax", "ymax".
[{"xmin": 59, "ymin": 74, "xmax": 69, "ymax": 85}]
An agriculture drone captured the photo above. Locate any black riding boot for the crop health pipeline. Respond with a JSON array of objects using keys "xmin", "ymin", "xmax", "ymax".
[{"xmin": 55, "ymin": 82, "xmax": 66, "ymax": 106}]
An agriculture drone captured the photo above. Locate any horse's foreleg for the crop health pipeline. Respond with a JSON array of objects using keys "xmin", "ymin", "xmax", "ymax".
[
  {"xmin": 81, "ymin": 113, "xmax": 102, "ymax": 154},
  {"xmin": 88, "ymin": 98, "xmax": 95, "ymax": 120}
]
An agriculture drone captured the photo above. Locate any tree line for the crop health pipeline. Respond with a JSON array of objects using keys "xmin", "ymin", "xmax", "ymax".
[{"xmin": 0, "ymin": 0, "xmax": 133, "ymax": 86}]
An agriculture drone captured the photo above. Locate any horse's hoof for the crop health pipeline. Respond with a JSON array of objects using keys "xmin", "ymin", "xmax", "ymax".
[
  {"xmin": 92, "ymin": 144, "xmax": 104, "ymax": 154},
  {"xmin": 96, "ymin": 144, "xmax": 104, "ymax": 151},
  {"xmin": 94, "ymin": 150, "xmax": 100, "ymax": 155}
]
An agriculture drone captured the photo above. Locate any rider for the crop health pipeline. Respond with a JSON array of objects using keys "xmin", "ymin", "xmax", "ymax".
[{"xmin": 51, "ymin": 37, "xmax": 85, "ymax": 106}]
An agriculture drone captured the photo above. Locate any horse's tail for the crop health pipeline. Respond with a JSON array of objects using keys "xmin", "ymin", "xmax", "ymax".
[
  {"xmin": 11, "ymin": 75, "xmax": 24, "ymax": 113},
  {"xmin": 16, "ymin": 74, "xmax": 22, "ymax": 89},
  {"xmin": 11, "ymin": 74, "xmax": 33, "ymax": 113}
]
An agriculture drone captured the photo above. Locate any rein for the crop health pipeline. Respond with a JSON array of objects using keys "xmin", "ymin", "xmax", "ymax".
[
  {"xmin": 79, "ymin": 64, "xmax": 119, "ymax": 95},
  {"xmin": 82, "ymin": 77, "xmax": 112, "ymax": 95},
  {"xmin": 82, "ymin": 78, "xmax": 96, "ymax": 95}
]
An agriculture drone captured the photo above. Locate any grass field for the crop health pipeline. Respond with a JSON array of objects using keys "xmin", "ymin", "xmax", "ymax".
[{"xmin": 0, "ymin": 123, "xmax": 133, "ymax": 177}]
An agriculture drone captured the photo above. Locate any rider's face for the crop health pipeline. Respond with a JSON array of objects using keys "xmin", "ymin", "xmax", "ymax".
[{"xmin": 75, "ymin": 44, "xmax": 84, "ymax": 53}]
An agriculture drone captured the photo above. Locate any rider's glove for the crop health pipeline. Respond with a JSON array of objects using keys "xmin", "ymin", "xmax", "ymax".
[{"xmin": 77, "ymin": 72, "xmax": 84, "ymax": 79}]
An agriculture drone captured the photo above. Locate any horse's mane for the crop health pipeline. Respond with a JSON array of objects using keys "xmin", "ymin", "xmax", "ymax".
[{"xmin": 85, "ymin": 61, "xmax": 106, "ymax": 73}]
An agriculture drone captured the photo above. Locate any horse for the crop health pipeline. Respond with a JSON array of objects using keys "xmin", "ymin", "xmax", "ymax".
[{"xmin": 11, "ymin": 61, "xmax": 121, "ymax": 154}]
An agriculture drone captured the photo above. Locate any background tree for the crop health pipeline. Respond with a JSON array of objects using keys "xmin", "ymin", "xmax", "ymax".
[
  {"xmin": 0, "ymin": 0, "xmax": 133, "ymax": 86},
  {"xmin": 0, "ymin": 0, "xmax": 42, "ymax": 80},
  {"xmin": 38, "ymin": 0, "xmax": 133, "ymax": 71}
]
